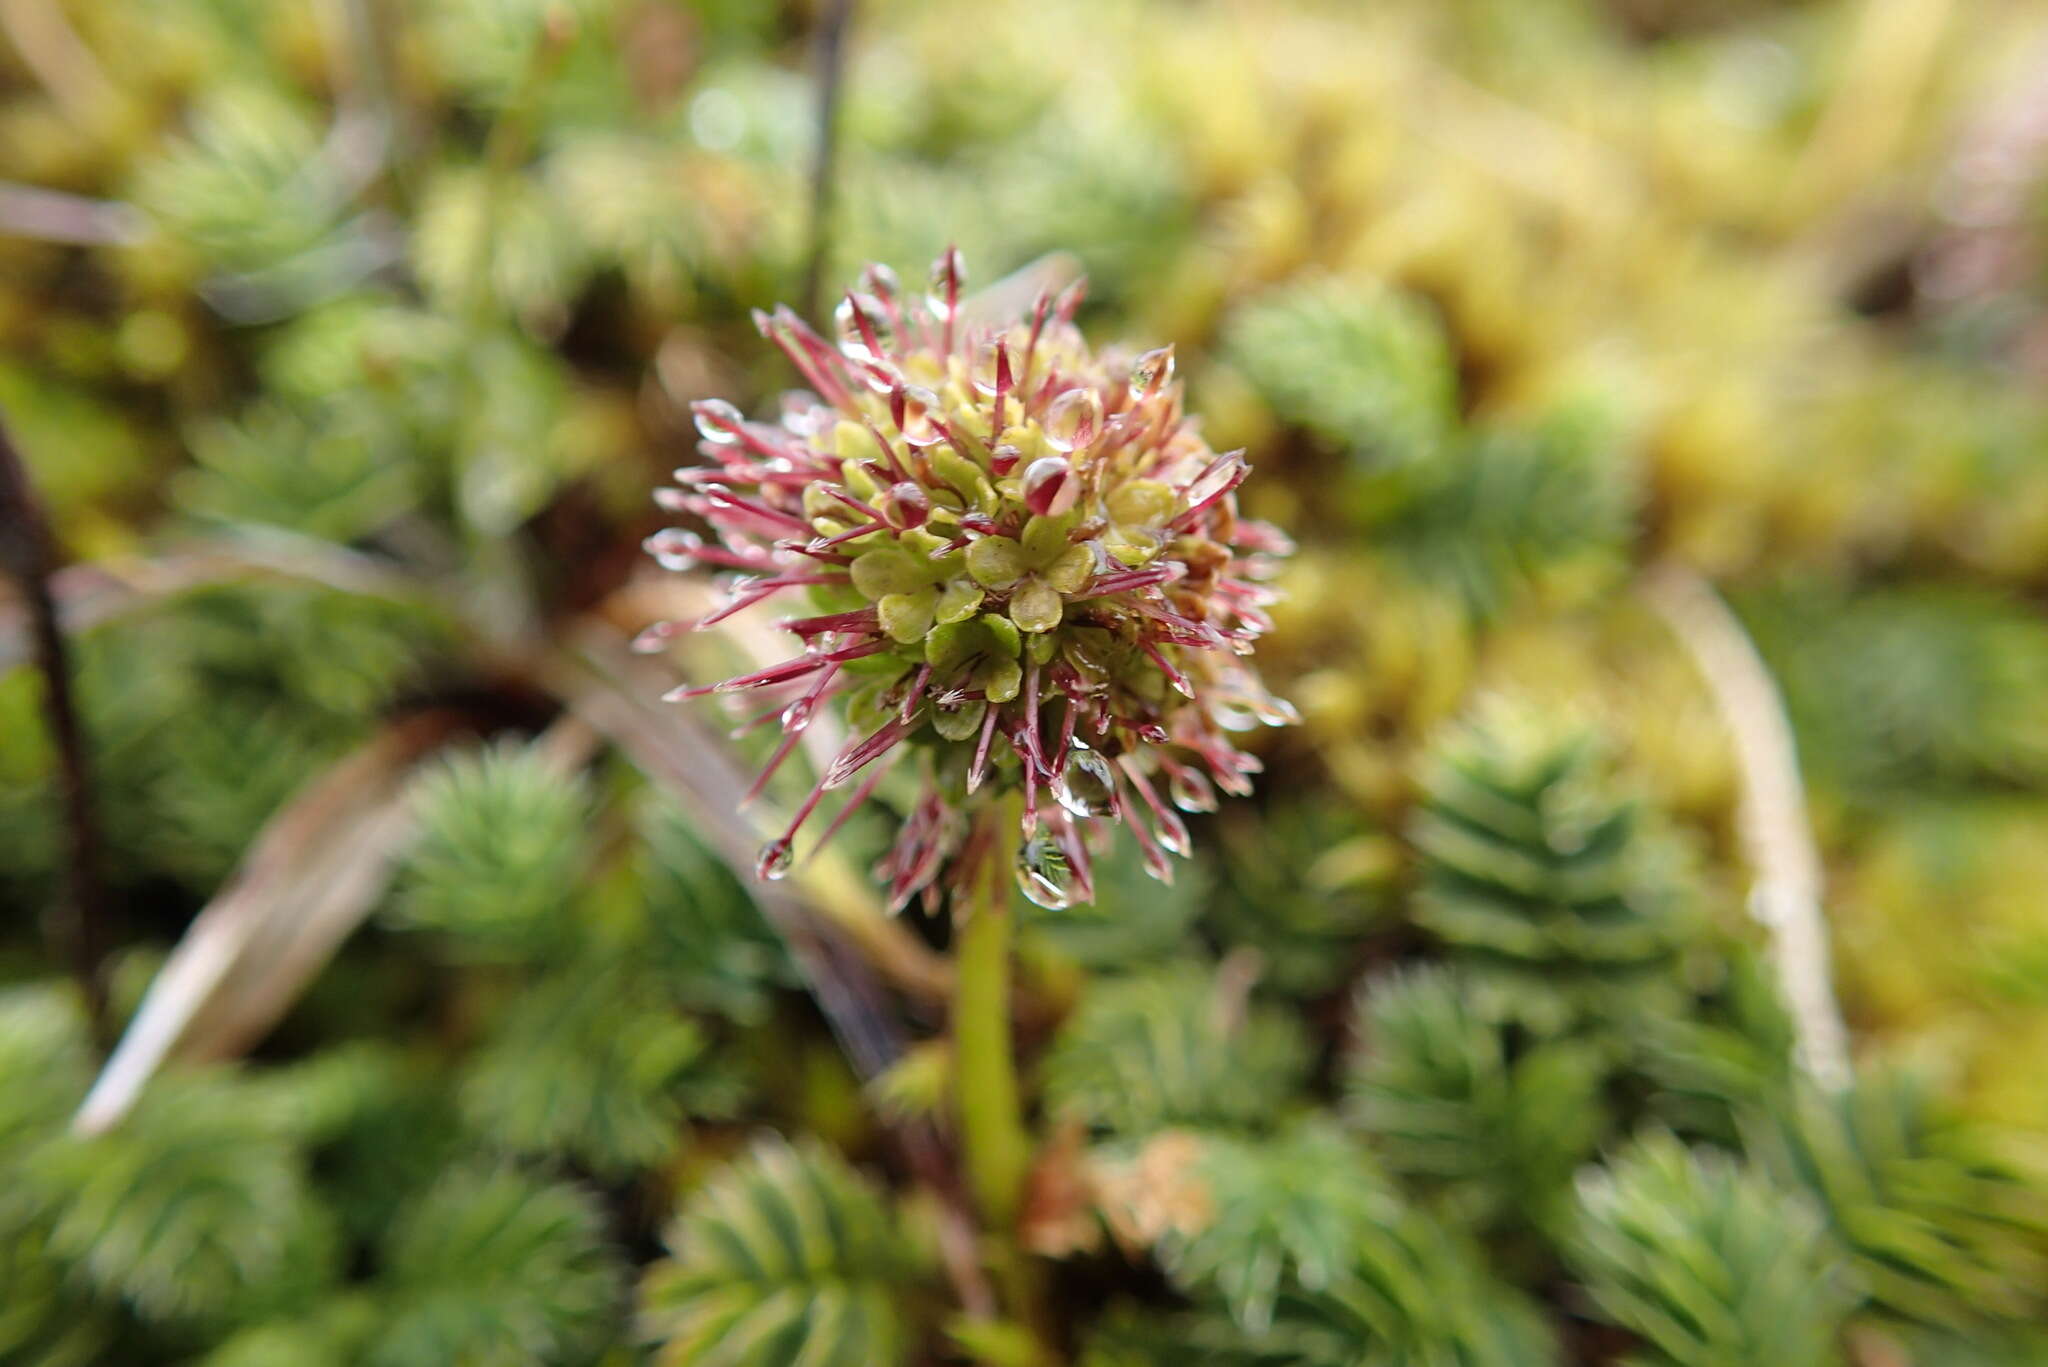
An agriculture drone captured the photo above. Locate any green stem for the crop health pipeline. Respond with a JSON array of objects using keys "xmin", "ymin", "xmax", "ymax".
[{"xmin": 954, "ymin": 796, "xmax": 1029, "ymax": 1228}]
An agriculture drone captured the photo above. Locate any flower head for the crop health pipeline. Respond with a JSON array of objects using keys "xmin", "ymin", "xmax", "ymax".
[{"xmin": 640, "ymin": 250, "xmax": 1294, "ymax": 911}]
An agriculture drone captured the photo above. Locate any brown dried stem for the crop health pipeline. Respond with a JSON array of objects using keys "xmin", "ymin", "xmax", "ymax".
[{"xmin": 0, "ymin": 413, "xmax": 111, "ymax": 1052}]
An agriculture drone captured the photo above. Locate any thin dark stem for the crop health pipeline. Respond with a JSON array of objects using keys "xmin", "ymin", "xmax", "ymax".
[
  {"xmin": 800, "ymin": 0, "xmax": 856, "ymax": 324},
  {"xmin": 0, "ymin": 412, "xmax": 110, "ymax": 1052}
]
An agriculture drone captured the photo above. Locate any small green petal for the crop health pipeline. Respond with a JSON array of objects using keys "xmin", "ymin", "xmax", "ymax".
[
  {"xmin": 1009, "ymin": 580, "xmax": 1064, "ymax": 633},
  {"xmin": 966, "ymin": 536, "xmax": 1026, "ymax": 589},
  {"xmin": 806, "ymin": 582, "xmax": 866, "ymax": 614},
  {"xmin": 934, "ymin": 578, "xmax": 985, "ymax": 624},
  {"xmin": 926, "ymin": 618, "xmax": 983, "ymax": 670},
  {"xmin": 979, "ymin": 613, "xmax": 1022, "ymax": 658},
  {"xmin": 878, "ymin": 590, "xmax": 937, "ymax": 643},
  {"xmin": 1042, "ymin": 543, "xmax": 1097, "ymax": 593},
  {"xmin": 841, "ymin": 648, "xmax": 912, "ymax": 676},
  {"xmin": 1105, "ymin": 530, "xmax": 1159, "ymax": 566},
  {"xmin": 933, "ymin": 449, "xmax": 994, "ymax": 509},
  {"xmin": 1021, "ymin": 513, "xmax": 1074, "ymax": 567},
  {"xmin": 852, "ymin": 548, "xmax": 925, "ymax": 597},
  {"xmin": 931, "ymin": 700, "xmax": 986, "ymax": 742},
  {"xmin": 978, "ymin": 657, "xmax": 1023, "ymax": 703},
  {"xmin": 899, "ymin": 527, "xmax": 950, "ymax": 559},
  {"xmin": 1107, "ymin": 478, "xmax": 1177, "ymax": 527},
  {"xmin": 802, "ymin": 483, "xmax": 845, "ymax": 524},
  {"xmin": 1026, "ymin": 631, "xmax": 1060, "ymax": 665},
  {"xmin": 843, "ymin": 679, "xmax": 895, "ymax": 731},
  {"xmin": 832, "ymin": 421, "xmax": 868, "ymax": 461}
]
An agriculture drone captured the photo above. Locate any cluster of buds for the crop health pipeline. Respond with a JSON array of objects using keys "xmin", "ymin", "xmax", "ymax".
[{"xmin": 639, "ymin": 250, "xmax": 1294, "ymax": 911}]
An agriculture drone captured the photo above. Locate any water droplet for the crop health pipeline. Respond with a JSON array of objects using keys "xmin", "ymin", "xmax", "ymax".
[
  {"xmin": 1042, "ymin": 388, "xmax": 1102, "ymax": 453},
  {"xmin": 1207, "ymin": 698, "xmax": 1261, "ymax": 732},
  {"xmin": 853, "ymin": 355, "xmax": 905, "ymax": 395},
  {"xmin": 1139, "ymin": 842, "xmax": 1175, "ymax": 884},
  {"xmin": 1054, "ymin": 747, "xmax": 1119, "ymax": 818},
  {"xmin": 989, "ymin": 443, "xmax": 1024, "ymax": 476},
  {"xmin": 880, "ymin": 481, "xmax": 930, "ymax": 529},
  {"xmin": 833, "ymin": 292, "xmax": 895, "ymax": 360},
  {"xmin": 927, "ymin": 246, "xmax": 965, "ymax": 323},
  {"xmin": 782, "ymin": 695, "xmax": 817, "ymax": 729},
  {"xmin": 1022, "ymin": 456, "xmax": 1079, "ymax": 518},
  {"xmin": 631, "ymin": 620, "xmax": 686, "ymax": 653},
  {"xmin": 860, "ymin": 262, "xmax": 901, "ymax": 304},
  {"xmin": 692, "ymin": 398, "xmax": 745, "ymax": 444},
  {"xmin": 756, "ymin": 837, "xmax": 794, "ymax": 880},
  {"xmin": 1182, "ymin": 450, "xmax": 1247, "ymax": 509},
  {"xmin": 1254, "ymin": 695, "xmax": 1302, "ymax": 727},
  {"xmin": 642, "ymin": 527, "xmax": 704, "ymax": 570},
  {"xmin": 1167, "ymin": 767, "xmax": 1218, "ymax": 813},
  {"xmin": 1015, "ymin": 834, "xmax": 1076, "ymax": 910},
  {"xmin": 896, "ymin": 386, "xmax": 942, "ymax": 448},
  {"xmin": 971, "ymin": 339, "xmax": 1011, "ymax": 398},
  {"xmin": 1128, "ymin": 345, "xmax": 1175, "ymax": 399},
  {"xmin": 1154, "ymin": 809, "xmax": 1191, "ymax": 857}
]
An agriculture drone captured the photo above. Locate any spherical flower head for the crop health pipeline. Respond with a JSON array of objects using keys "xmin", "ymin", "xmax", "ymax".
[{"xmin": 640, "ymin": 249, "xmax": 1295, "ymax": 911}]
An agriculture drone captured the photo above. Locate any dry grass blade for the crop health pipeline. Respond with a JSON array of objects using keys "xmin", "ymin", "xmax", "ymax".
[
  {"xmin": 1642, "ymin": 563, "xmax": 1852, "ymax": 1091},
  {"xmin": 71, "ymin": 712, "xmax": 465, "ymax": 1134},
  {"xmin": 0, "ymin": 534, "xmax": 432, "ymax": 672},
  {"xmin": 547, "ymin": 624, "xmax": 950, "ymax": 1073},
  {"xmin": 554, "ymin": 624, "xmax": 994, "ymax": 1314},
  {"xmin": 960, "ymin": 251, "xmax": 1084, "ymax": 329}
]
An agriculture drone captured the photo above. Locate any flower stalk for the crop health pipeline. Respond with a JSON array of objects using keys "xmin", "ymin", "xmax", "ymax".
[{"xmin": 953, "ymin": 793, "xmax": 1030, "ymax": 1226}]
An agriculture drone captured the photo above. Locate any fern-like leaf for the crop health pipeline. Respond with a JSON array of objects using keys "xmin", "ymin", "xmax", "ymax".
[
  {"xmin": 390, "ymin": 738, "xmax": 590, "ymax": 960},
  {"xmin": 639, "ymin": 1136, "xmax": 926, "ymax": 1366},
  {"xmin": 1409, "ymin": 699, "xmax": 1697, "ymax": 1033},
  {"xmin": 367, "ymin": 1167, "xmax": 625, "ymax": 1367},
  {"xmin": 1569, "ymin": 1131, "xmax": 1852, "ymax": 1367},
  {"xmin": 1344, "ymin": 965, "xmax": 1606, "ymax": 1232},
  {"xmin": 1747, "ymin": 1063, "xmax": 2048, "ymax": 1331},
  {"xmin": 1041, "ymin": 961, "xmax": 1311, "ymax": 1137}
]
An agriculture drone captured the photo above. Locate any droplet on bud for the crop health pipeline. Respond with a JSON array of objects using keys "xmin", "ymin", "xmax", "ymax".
[
  {"xmin": 642, "ymin": 527, "xmax": 704, "ymax": 570},
  {"xmin": 1015, "ymin": 834, "xmax": 1077, "ymax": 910},
  {"xmin": 989, "ymin": 443, "xmax": 1024, "ymax": 476},
  {"xmin": 860, "ymin": 261, "xmax": 901, "ymax": 304},
  {"xmin": 1206, "ymin": 698, "xmax": 1261, "ymax": 732},
  {"xmin": 853, "ymin": 355, "xmax": 905, "ymax": 395},
  {"xmin": 630, "ymin": 620, "xmax": 686, "ymax": 653},
  {"xmin": 970, "ymin": 339, "xmax": 1011, "ymax": 398},
  {"xmin": 756, "ymin": 837, "xmax": 794, "ymax": 881},
  {"xmin": 1167, "ymin": 767, "xmax": 1218, "ymax": 813},
  {"xmin": 1042, "ymin": 388, "xmax": 1103, "ymax": 453},
  {"xmin": 1022, "ymin": 456, "xmax": 1079, "ymax": 518},
  {"xmin": 879, "ymin": 481, "xmax": 930, "ymax": 529},
  {"xmin": 833, "ymin": 292, "xmax": 895, "ymax": 360},
  {"xmin": 1254, "ymin": 695, "xmax": 1302, "ymax": 727},
  {"xmin": 1154, "ymin": 809, "xmax": 1192, "ymax": 857},
  {"xmin": 692, "ymin": 398, "xmax": 745, "ymax": 444},
  {"xmin": 1181, "ymin": 449, "xmax": 1248, "ymax": 510},
  {"xmin": 1054, "ymin": 747, "xmax": 1119, "ymax": 818},
  {"xmin": 1128, "ymin": 345, "xmax": 1175, "ymax": 399},
  {"xmin": 1139, "ymin": 841, "xmax": 1176, "ymax": 884},
  {"xmin": 896, "ymin": 386, "xmax": 942, "ymax": 447},
  {"xmin": 927, "ymin": 246, "xmax": 965, "ymax": 324}
]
